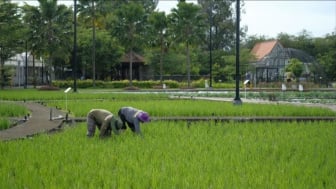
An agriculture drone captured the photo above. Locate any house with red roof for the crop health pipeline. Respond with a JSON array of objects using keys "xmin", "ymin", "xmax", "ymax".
[{"xmin": 249, "ymin": 40, "xmax": 318, "ymax": 84}]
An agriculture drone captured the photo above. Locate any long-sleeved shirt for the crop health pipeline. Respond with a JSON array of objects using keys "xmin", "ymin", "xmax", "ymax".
[
  {"xmin": 118, "ymin": 107, "xmax": 143, "ymax": 134},
  {"xmin": 87, "ymin": 109, "xmax": 117, "ymax": 137}
]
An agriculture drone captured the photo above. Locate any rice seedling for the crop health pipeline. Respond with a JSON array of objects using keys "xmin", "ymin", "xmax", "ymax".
[
  {"xmin": 0, "ymin": 121, "xmax": 335, "ymax": 188},
  {"xmin": 1, "ymin": 89, "xmax": 335, "ymax": 188},
  {"xmin": 0, "ymin": 102, "xmax": 28, "ymax": 130},
  {"xmin": 46, "ymin": 99, "xmax": 336, "ymax": 118}
]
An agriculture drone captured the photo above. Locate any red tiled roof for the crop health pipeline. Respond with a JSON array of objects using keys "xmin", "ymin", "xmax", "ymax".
[{"xmin": 251, "ymin": 40, "xmax": 278, "ymax": 61}]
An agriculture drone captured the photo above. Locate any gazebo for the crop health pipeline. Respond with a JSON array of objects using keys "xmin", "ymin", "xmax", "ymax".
[{"xmin": 119, "ymin": 52, "xmax": 148, "ymax": 80}]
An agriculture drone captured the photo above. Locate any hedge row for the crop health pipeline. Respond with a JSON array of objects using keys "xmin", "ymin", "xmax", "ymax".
[{"xmin": 52, "ymin": 79, "xmax": 236, "ymax": 89}]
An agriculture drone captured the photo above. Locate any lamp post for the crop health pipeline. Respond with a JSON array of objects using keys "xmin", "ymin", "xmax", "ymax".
[
  {"xmin": 209, "ymin": 1, "xmax": 213, "ymax": 88},
  {"xmin": 233, "ymin": 0, "xmax": 242, "ymax": 105},
  {"xmin": 73, "ymin": 0, "xmax": 78, "ymax": 92}
]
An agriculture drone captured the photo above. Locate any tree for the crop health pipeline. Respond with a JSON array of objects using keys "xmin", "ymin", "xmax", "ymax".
[
  {"xmin": 198, "ymin": 0, "xmax": 236, "ymax": 51},
  {"xmin": 0, "ymin": 0, "xmax": 23, "ymax": 88},
  {"xmin": 77, "ymin": 0, "xmax": 98, "ymax": 86},
  {"xmin": 111, "ymin": 2, "xmax": 146, "ymax": 86},
  {"xmin": 285, "ymin": 58, "xmax": 304, "ymax": 80},
  {"xmin": 277, "ymin": 32, "xmax": 295, "ymax": 48},
  {"xmin": 77, "ymin": 26, "xmax": 123, "ymax": 80},
  {"xmin": 22, "ymin": 0, "xmax": 73, "ymax": 84},
  {"xmin": 316, "ymin": 32, "xmax": 336, "ymax": 82},
  {"xmin": 147, "ymin": 11, "xmax": 168, "ymax": 84},
  {"xmin": 242, "ymin": 34, "xmax": 268, "ymax": 50},
  {"xmin": 169, "ymin": 2, "xmax": 207, "ymax": 87}
]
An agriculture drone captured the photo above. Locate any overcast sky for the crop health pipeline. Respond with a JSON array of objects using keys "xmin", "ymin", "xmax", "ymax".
[
  {"xmin": 13, "ymin": 0, "xmax": 336, "ymax": 38},
  {"xmin": 157, "ymin": 0, "xmax": 336, "ymax": 38}
]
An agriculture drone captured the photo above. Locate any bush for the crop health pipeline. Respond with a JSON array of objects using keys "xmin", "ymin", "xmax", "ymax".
[
  {"xmin": 51, "ymin": 79, "xmax": 238, "ymax": 89},
  {"xmin": 52, "ymin": 79, "xmax": 181, "ymax": 89}
]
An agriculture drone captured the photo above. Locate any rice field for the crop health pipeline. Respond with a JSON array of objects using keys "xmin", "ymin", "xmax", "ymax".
[
  {"xmin": 0, "ymin": 121, "xmax": 335, "ymax": 188},
  {"xmin": 0, "ymin": 89, "xmax": 335, "ymax": 188}
]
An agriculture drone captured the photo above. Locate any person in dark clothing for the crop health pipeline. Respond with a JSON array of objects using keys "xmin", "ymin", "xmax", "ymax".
[
  {"xmin": 86, "ymin": 109, "xmax": 123, "ymax": 138},
  {"xmin": 118, "ymin": 107, "xmax": 150, "ymax": 135}
]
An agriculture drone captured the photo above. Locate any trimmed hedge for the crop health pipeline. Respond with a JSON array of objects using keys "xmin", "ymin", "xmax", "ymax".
[
  {"xmin": 52, "ymin": 79, "xmax": 181, "ymax": 89},
  {"xmin": 51, "ymin": 79, "xmax": 235, "ymax": 89}
]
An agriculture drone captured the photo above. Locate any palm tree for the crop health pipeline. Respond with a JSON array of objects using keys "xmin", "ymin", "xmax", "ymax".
[
  {"xmin": 148, "ymin": 11, "xmax": 168, "ymax": 84},
  {"xmin": 23, "ymin": 0, "xmax": 73, "ymax": 85},
  {"xmin": 78, "ymin": 0, "xmax": 101, "ymax": 86},
  {"xmin": 112, "ymin": 2, "xmax": 146, "ymax": 86},
  {"xmin": 0, "ymin": 1, "xmax": 22, "ymax": 88},
  {"xmin": 169, "ymin": 2, "xmax": 207, "ymax": 87}
]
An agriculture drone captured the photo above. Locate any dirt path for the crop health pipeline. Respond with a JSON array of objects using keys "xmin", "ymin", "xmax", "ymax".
[{"xmin": 0, "ymin": 102, "xmax": 66, "ymax": 141}]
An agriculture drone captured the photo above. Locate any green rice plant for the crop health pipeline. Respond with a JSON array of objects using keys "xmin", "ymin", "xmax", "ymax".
[
  {"xmin": 47, "ymin": 99, "xmax": 336, "ymax": 118},
  {"xmin": 0, "ymin": 121, "xmax": 335, "ymax": 188},
  {"xmin": 0, "ymin": 102, "xmax": 28, "ymax": 117},
  {"xmin": 0, "ymin": 102, "xmax": 28, "ymax": 130},
  {"xmin": 0, "ymin": 118, "xmax": 10, "ymax": 130},
  {"xmin": 0, "ymin": 89, "xmax": 168, "ymax": 101}
]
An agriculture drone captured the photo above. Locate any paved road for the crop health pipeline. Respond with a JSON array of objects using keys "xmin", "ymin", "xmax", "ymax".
[{"xmin": 0, "ymin": 102, "xmax": 66, "ymax": 141}]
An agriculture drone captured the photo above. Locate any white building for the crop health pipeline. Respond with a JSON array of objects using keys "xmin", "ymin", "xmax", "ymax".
[{"xmin": 4, "ymin": 52, "xmax": 46, "ymax": 86}]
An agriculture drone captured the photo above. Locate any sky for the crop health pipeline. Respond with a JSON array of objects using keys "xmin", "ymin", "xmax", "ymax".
[
  {"xmin": 239, "ymin": 1, "xmax": 336, "ymax": 38},
  {"xmin": 12, "ymin": 0, "xmax": 336, "ymax": 38},
  {"xmin": 157, "ymin": 0, "xmax": 336, "ymax": 38}
]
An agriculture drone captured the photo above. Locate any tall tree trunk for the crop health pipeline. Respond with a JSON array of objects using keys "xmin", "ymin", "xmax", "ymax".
[
  {"xmin": 41, "ymin": 59, "xmax": 44, "ymax": 85},
  {"xmin": 92, "ymin": 0, "xmax": 96, "ymax": 87},
  {"xmin": 186, "ymin": 42, "xmax": 191, "ymax": 88},
  {"xmin": 129, "ymin": 50, "xmax": 133, "ymax": 86},
  {"xmin": 0, "ymin": 60, "xmax": 4, "ymax": 89},
  {"xmin": 33, "ymin": 55, "xmax": 36, "ymax": 88},
  {"xmin": 159, "ymin": 32, "xmax": 163, "ymax": 84}
]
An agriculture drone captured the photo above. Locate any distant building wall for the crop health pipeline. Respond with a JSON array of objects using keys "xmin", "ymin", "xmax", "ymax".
[{"xmin": 4, "ymin": 52, "xmax": 47, "ymax": 86}]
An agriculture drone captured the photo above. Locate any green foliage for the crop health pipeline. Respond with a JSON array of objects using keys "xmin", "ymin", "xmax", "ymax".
[
  {"xmin": 0, "ymin": 102, "xmax": 28, "ymax": 117},
  {"xmin": 0, "ymin": 89, "xmax": 335, "ymax": 187},
  {"xmin": 77, "ymin": 27, "xmax": 123, "ymax": 80},
  {"xmin": 169, "ymin": 2, "xmax": 207, "ymax": 87},
  {"xmin": 22, "ymin": 0, "xmax": 73, "ymax": 84},
  {"xmin": 0, "ymin": 102, "xmax": 28, "ymax": 130},
  {"xmin": 198, "ymin": 0, "xmax": 236, "ymax": 50},
  {"xmin": 45, "ymin": 98, "xmax": 336, "ymax": 118},
  {"xmin": 0, "ymin": 118, "xmax": 10, "ymax": 130},
  {"xmin": 318, "ymin": 49, "xmax": 336, "ymax": 81},
  {"xmin": 51, "ymin": 79, "xmax": 181, "ymax": 89},
  {"xmin": 285, "ymin": 58, "xmax": 304, "ymax": 79},
  {"xmin": 0, "ymin": 1, "xmax": 23, "ymax": 88},
  {"xmin": 0, "ymin": 67, "xmax": 13, "ymax": 87},
  {"xmin": 0, "ymin": 121, "xmax": 335, "ymax": 188}
]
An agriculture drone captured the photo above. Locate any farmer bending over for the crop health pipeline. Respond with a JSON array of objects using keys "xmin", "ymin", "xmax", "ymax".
[
  {"xmin": 118, "ymin": 107, "xmax": 150, "ymax": 135},
  {"xmin": 86, "ymin": 109, "xmax": 123, "ymax": 138}
]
